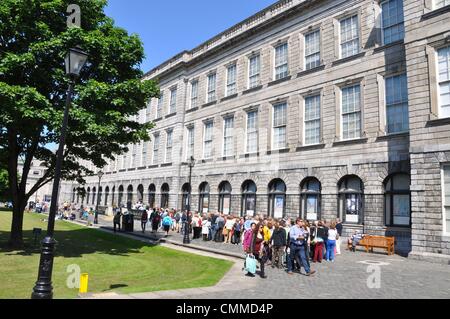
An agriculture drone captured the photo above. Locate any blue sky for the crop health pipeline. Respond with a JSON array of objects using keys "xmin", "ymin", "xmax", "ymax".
[{"xmin": 104, "ymin": 0, "xmax": 277, "ymax": 73}]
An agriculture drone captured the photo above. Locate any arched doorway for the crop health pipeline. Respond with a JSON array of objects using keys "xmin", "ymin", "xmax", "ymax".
[
  {"xmin": 148, "ymin": 184, "xmax": 156, "ymax": 208},
  {"xmin": 268, "ymin": 179, "xmax": 286, "ymax": 218},
  {"xmin": 218, "ymin": 181, "xmax": 232, "ymax": 215},
  {"xmin": 137, "ymin": 184, "xmax": 144, "ymax": 203},
  {"xmin": 198, "ymin": 182, "xmax": 210, "ymax": 213},
  {"xmin": 241, "ymin": 180, "xmax": 257, "ymax": 217},
  {"xmin": 300, "ymin": 177, "xmax": 321, "ymax": 221},
  {"xmin": 338, "ymin": 175, "xmax": 364, "ymax": 224},
  {"xmin": 118, "ymin": 185, "xmax": 124, "ymax": 206},
  {"xmin": 104, "ymin": 186, "xmax": 110, "ymax": 206},
  {"xmin": 127, "ymin": 185, "xmax": 133, "ymax": 209},
  {"xmin": 161, "ymin": 183, "xmax": 169, "ymax": 209},
  {"xmin": 181, "ymin": 183, "xmax": 191, "ymax": 211},
  {"xmin": 92, "ymin": 187, "xmax": 96, "ymax": 206}
]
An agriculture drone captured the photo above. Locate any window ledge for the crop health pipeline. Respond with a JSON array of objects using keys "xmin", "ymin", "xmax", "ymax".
[
  {"xmin": 218, "ymin": 156, "xmax": 236, "ymax": 161},
  {"xmin": 201, "ymin": 158, "xmax": 214, "ymax": 164},
  {"xmin": 421, "ymin": 5, "xmax": 450, "ymax": 21},
  {"xmin": 105, "ymin": 172, "xmax": 112, "ymax": 175},
  {"xmin": 127, "ymin": 168, "xmax": 136, "ymax": 171},
  {"xmin": 153, "ymin": 117, "xmax": 163, "ymax": 122},
  {"xmin": 221, "ymin": 93, "xmax": 238, "ymax": 102},
  {"xmin": 376, "ymin": 131, "xmax": 409, "ymax": 141},
  {"xmin": 297, "ymin": 65, "xmax": 325, "ymax": 77},
  {"xmin": 165, "ymin": 112, "xmax": 177, "ymax": 119},
  {"xmin": 239, "ymin": 152, "xmax": 260, "ymax": 159},
  {"xmin": 332, "ymin": 137, "xmax": 368, "ymax": 147},
  {"xmin": 332, "ymin": 52, "xmax": 366, "ymax": 67},
  {"xmin": 118, "ymin": 169, "xmax": 127, "ymax": 172},
  {"xmin": 148, "ymin": 164, "xmax": 159, "ymax": 169},
  {"xmin": 137, "ymin": 166, "xmax": 147, "ymax": 170},
  {"xmin": 296, "ymin": 143, "xmax": 326, "ymax": 152},
  {"xmin": 202, "ymin": 100, "xmax": 217, "ymax": 108},
  {"xmin": 161, "ymin": 163, "xmax": 172, "ymax": 167},
  {"xmin": 373, "ymin": 40, "xmax": 404, "ymax": 53},
  {"xmin": 267, "ymin": 148, "xmax": 290, "ymax": 155},
  {"xmin": 426, "ymin": 116, "xmax": 450, "ymax": 127},
  {"xmin": 186, "ymin": 106, "xmax": 198, "ymax": 114},
  {"xmin": 268, "ymin": 75, "xmax": 292, "ymax": 87},
  {"xmin": 243, "ymin": 85, "xmax": 263, "ymax": 95}
]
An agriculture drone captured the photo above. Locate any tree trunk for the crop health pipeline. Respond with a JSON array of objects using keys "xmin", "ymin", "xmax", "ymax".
[{"xmin": 8, "ymin": 201, "xmax": 26, "ymax": 249}]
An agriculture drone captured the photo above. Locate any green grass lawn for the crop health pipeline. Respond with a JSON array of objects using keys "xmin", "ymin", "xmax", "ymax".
[{"xmin": 0, "ymin": 212, "xmax": 233, "ymax": 299}]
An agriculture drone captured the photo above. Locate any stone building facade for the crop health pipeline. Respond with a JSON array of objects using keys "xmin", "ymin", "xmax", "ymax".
[{"xmin": 61, "ymin": 0, "xmax": 450, "ymax": 261}]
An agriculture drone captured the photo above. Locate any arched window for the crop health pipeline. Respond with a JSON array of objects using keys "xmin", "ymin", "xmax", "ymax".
[
  {"xmin": 98, "ymin": 187, "xmax": 103, "ymax": 206},
  {"xmin": 199, "ymin": 182, "xmax": 210, "ymax": 213},
  {"xmin": 118, "ymin": 185, "xmax": 124, "ymax": 206},
  {"xmin": 385, "ymin": 174, "xmax": 411, "ymax": 227},
  {"xmin": 104, "ymin": 187, "xmax": 110, "ymax": 206},
  {"xmin": 338, "ymin": 175, "xmax": 364, "ymax": 224},
  {"xmin": 181, "ymin": 183, "xmax": 191, "ymax": 211},
  {"xmin": 92, "ymin": 187, "xmax": 96, "ymax": 205},
  {"xmin": 241, "ymin": 180, "xmax": 257, "ymax": 217},
  {"xmin": 148, "ymin": 184, "xmax": 156, "ymax": 208},
  {"xmin": 268, "ymin": 179, "xmax": 287, "ymax": 218},
  {"xmin": 218, "ymin": 181, "xmax": 232, "ymax": 215},
  {"xmin": 137, "ymin": 185, "xmax": 144, "ymax": 203},
  {"xmin": 301, "ymin": 178, "xmax": 321, "ymax": 221},
  {"xmin": 127, "ymin": 185, "xmax": 133, "ymax": 209},
  {"xmin": 161, "ymin": 183, "xmax": 170, "ymax": 208},
  {"xmin": 111, "ymin": 186, "xmax": 116, "ymax": 206},
  {"xmin": 81, "ymin": 188, "xmax": 86, "ymax": 205},
  {"xmin": 86, "ymin": 187, "xmax": 91, "ymax": 205},
  {"xmin": 72, "ymin": 188, "xmax": 76, "ymax": 203}
]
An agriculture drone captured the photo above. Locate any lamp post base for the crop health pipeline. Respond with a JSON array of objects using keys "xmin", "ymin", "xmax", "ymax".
[
  {"xmin": 183, "ymin": 221, "xmax": 190, "ymax": 244},
  {"xmin": 31, "ymin": 236, "xmax": 57, "ymax": 299}
]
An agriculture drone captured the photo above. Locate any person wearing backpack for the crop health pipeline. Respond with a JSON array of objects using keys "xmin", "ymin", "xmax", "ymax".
[
  {"xmin": 150, "ymin": 209, "xmax": 161, "ymax": 233},
  {"xmin": 175, "ymin": 210, "xmax": 182, "ymax": 233},
  {"xmin": 162, "ymin": 214, "xmax": 173, "ymax": 237}
]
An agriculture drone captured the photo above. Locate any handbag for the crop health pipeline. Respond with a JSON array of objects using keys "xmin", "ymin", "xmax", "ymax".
[{"xmin": 245, "ymin": 255, "xmax": 257, "ymax": 275}]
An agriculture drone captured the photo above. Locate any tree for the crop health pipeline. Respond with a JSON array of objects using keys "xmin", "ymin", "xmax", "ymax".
[
  {"xmin": 0, "ymin": 168, "xmax": 10, "ymax": 202},
  {"xmin": 0, "ymin": 0, "xmax": 159, "ymax": 248}
]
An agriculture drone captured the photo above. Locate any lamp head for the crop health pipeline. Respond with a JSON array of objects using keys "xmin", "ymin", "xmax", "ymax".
[{"xmin": 65, "ymin": 47, "xmax": 88, "ymax": 77}]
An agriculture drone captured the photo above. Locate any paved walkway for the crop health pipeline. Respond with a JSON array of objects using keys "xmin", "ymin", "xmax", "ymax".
[{"xmin": 73, "ymin": 215, "xmax": 450, "ymax": 299}]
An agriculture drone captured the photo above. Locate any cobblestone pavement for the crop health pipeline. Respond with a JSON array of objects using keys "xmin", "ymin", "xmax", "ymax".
[{"xmin": 78, "ymin": 216, "xmax": 450, "ymax": 299}]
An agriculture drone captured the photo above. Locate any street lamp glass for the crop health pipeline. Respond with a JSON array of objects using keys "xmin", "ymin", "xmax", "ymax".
[
  {"xmin": 97, "ymin": 171, "xmax": 104, "ymax": 179},
  {"xmin": 189, "ymin": 156, "xmax": 195, "ymax": 168},
  {"xmin": 65, "ymin": 47, "xmax": 88, "ymax": 76}
]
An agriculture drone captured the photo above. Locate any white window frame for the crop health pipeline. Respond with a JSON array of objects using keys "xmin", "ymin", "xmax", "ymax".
[
  {"xmin": 274, "ymin": 42, "xmax": 289, "ymax": 80},
  {"xmin": 442, "ymin": 164, "xmax": 450, "ymax": 236},
  {"xmin": 153, "ymin": 134, "xmax": 160, "ymax": 165},
  {"xmin": 157, "ymin": 93, "xmax": 164, "ymax": 119},
  {"xmin": 226, "ymin": 64, "xmax": 237, "ymax": 96},
  {"xmin": 248, "ymin": 54, "xmax": 261, "ymax": 89},
  {"xmin": 437, "ymin": 45, "xmax": 450, "ymax": 119},
  {"xmin": 222, "ymin": 117, "xmax": 234, "ymax": 157},
  {"xmin": 141, "ymin": 141, "xmax": 148, "ymax": 167},
  {"xmin": 341, "ymin": 84, "xmax": 362, "ymax": 140},
  {"xmin": 339, "ymin": 14, "xmax": 360, "ymax": 59},
  {"xmin": 435, "ymin": 0, "xmax": 450, "ymax": 9},
  {"xmin": 207, "ymin": 73, "xmax": 217, "ymax": 103},
  {"xmin": 304, "ymin": 29, "xmax": 321, "ymax": 70},
  {"xmin": 380, "ymin": 0, "xmax": 405, "ymax": 46},
  {"xmin": 165, "ymin": 129, "xmax": 173, "ymax": 163},
  {"xmin": 246, "ymin": 110, "xmax": 259, "ymax": 154},
  {"xmin": 169, "ymin": 88, "xmax": 177, "ymax": 114},
  {"xmin": 190, "ymin": 80, "xmax": 198, "ymax": 109},
  {"xmin": 203, "ymin": 122, "xmax": 214, "ymax": 159},
  {"xmin": 186, "ymin": 126, "xmax": 195, "ymax": 160},
  {"xmin": 272, "ymin": 102, "xmax": 288, "ymax": 150},
  {"xmin": 304, "ymin": 94, "xmax": 321, "ymax": 146},
  {"xmin": 385, "ymin": 73, "xmax": 409, "ymax": 134}
]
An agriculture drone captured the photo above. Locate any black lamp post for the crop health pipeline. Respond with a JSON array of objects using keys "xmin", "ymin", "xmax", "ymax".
[
  {"xmin": 31, "ymin": 47, "xmax": 88, "ymax": 299},
  {"xmin": 183, "ymin": 156, "xmax": 195, "ymax": 244},
  {"xmin": 94, "ymin": 170, "xmax": 104, "ymax": 224}
]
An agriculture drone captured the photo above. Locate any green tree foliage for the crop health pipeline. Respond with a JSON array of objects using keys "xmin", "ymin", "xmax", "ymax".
[
  {"xmin": 0, "ymin": 0, "xmax": 159, "ymax": 247},
  {"xmin": 0, "ymin": 169, "xmax": 10, "ymax": 202}
]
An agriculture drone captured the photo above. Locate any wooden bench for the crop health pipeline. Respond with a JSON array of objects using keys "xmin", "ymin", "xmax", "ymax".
[{"xmin": 348, "ymin": 235, "xmax": 395, "ymax": 255}]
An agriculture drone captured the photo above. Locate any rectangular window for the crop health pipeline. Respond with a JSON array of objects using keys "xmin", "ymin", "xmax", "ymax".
[
  {"xmin": 273, "ymin": 102, "xmax": 287, "ymax": 149},
  {"xmin": 153, "ymin": 134, "xmax": 160, "ymax": 164},
  {"xmin": 436, "ymin": 0, "xmax": 450, "ymax": 9},
  {"xmin": 203, "ymin": 122, "xmax": 213, "ymax": 159},
  {"xmin": 169, "ymin": 88, "xmax": 177, "ymax": 114},
  {"xmin": 304, "ymin": 95, "xmax": 321, "ymax": 145},
  {"xmin": 249, "ymin": 54, "xmax": 261, "ymax": 89},
  {"xmin": 226, "ymin": 64, "xmax": 237, "ymax": 96},
  {"xmin": 131, "ymin": 144, "xmax": 137, "ymax": 168},
  {"xmin": 340, "ymin": 15, "xmax": 359, "ymax": 58},
  {"xmin": 146, "ymin": 99, "xmax": 152, "ymax": 122},
  {"xmin": 141, "ymin": 141, "xmax": 148, "ymax": 167},
  {"xmin": 386, "ymin": 73, "xmax": 409, "ymax": 133},
  {"xmin": 246, "ymin": 111, "xmax": 258, "ymax": 153},
  {"xmin": 443, "ymin": 165, "xmax": 450, "ymax": 235},
  {"xmin": 190, "ymin": 80, "xmax": 198, "ymax": 109},
  {"xmin": 157, "ymin": 93, "xmax": 164, "ymax": 119},
  {"xmin": 305, "ymin": 30, "xmax": 321, "ymax": 70},
  {"xmin": 223, "ymin": 117, "xmax": 234, "ymax": 157},
  {"xmin": 341, "ymin": 84, "xmax": 362, "ymax": 140},
  {"xmin": 207, "ymin": 73, "xmax": 217, "ymax": 103},
  {"xmin": 275, "ymin": 43, "xmax": 289, "ymax": 80},
  {"xmin": 438, "ymin": 46, "xmax": 450, "ymax": 118},
  {"xmin": 165, "ymin": 130, "xmax": 173, "ymax": 163},
  {"xmin": 381, "ymin": 0, "xmax": 404, "ymax": 45},
  {"xmin": 187, "ymin": 127, "xmax": 195, "ymax": 159}
]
